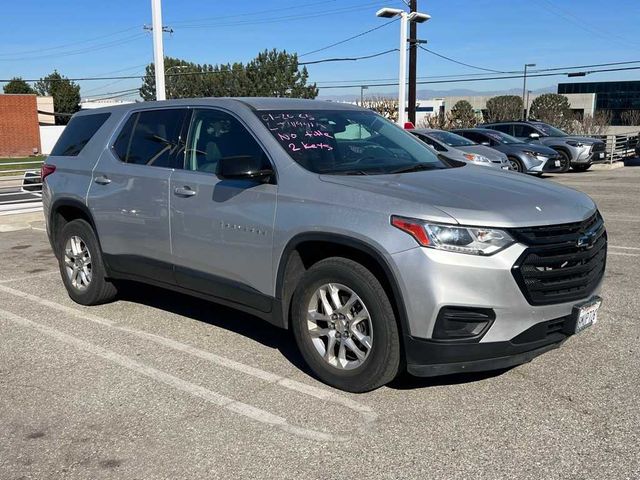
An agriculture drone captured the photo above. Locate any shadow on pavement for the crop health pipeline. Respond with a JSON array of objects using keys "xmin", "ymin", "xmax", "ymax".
[
  {"xmin": 117, "ymin": 281, "xmax": 313, "ymax": 377},
  {"xmin": 387, "ymin": 367, "xmax": 512, "ymax": 390},
  {"xmin": 624, "ymin": 156, "xmax": 640, "ymax": 167}
]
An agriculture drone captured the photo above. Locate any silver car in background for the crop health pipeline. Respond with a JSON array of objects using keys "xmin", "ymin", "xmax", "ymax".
[{"xmin": 410, "ymin": 128, "xmax": 511, "ymax": 170}]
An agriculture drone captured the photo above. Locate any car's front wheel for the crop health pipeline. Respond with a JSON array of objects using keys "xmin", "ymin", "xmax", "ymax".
[
  {"xmin": 557, "ymin": 150, "xmax": 572, "ymax": 173},
  {"xmin": 291, "ymin": 257, "xmax": 401, "ymax": 392},
  {"xmin": 57, "ymin": 219, "xmax": 118, "ymax": 305},
  {"xmin": 508, "ymin": 156, "xmax": 524, "ymax": 172}
]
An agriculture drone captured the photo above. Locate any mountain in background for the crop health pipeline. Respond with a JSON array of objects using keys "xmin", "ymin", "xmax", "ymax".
[{"xmin": 318, "ymin": 85, "xmax": 555, "ymax": 101}]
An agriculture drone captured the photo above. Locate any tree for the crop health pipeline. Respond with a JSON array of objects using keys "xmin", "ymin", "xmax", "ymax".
[
  {"xmin": 485, "ymin": 95, "xmax": 522, "ymax": 122},
  {"xmin": 570, "ymin": 110, "xmax": 612, "ymax": 136},
  {"xmin": 450, "ymin": 100, "xmax": 478, "ymax": 128},
  {"xmin": 620, "ymin": 110, "xmax": 640, "ymax": 127},
  {"xmin": 359, "ymin": 96, "xmax": 398, "ymax": 122},
  {"xmin": 139, "ymin": 50, "xmax": 318, "ymax": 101},
  {"xmin": 529, "ymin": 93, "xmax": 572, "ymax": 130},
  {"xmin": 34, "ymin": 70, "xmax": 80, "ymax": 125},
  {"xmin": 3, "ymin": 77, "xmax": 35, "ymax": 94}
]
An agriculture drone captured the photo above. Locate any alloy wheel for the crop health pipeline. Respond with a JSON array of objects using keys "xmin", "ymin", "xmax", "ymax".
[
  {"xmin": 64, "ymin": 235, "xmax": 93, "ymax": 291},
  {"xmin": 306, "ymin": 283, "xmax": 373, "ymax": 370}
]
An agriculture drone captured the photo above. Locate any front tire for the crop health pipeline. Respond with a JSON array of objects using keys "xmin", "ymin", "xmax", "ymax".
[
  {"xmin": 56, "ymin": 219, "xmax": 118, "ymax": 305},
  {"xmin": 507, "ymin": 156, "xmax": 524, "ymax": 173},
  {"xmin": 557, "ymin": 150, "xmax": 572, "ymax": 173},
  {"xmin": 291, "ymin": 257, "xmax": 401, "ymax": 393}
]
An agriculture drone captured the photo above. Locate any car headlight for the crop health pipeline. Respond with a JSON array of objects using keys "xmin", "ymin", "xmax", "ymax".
[
  {"xmin": 463, "ymin": 153, "xmax": 490, "ymax": 163},
  {"xmin": 391, "ymin": 216, "xmax": 515, "ymax": 255},
  {"xmin": 522, "ymin": 150, "xmax": 538, "ymax": 157},
  {"xmin": 566, "ymin": 140, "xmax": 584, "ymax": 148}
]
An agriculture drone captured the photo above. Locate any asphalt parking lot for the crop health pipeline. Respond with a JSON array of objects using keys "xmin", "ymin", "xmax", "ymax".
[{"xmin": 1, "ymin": 164, "xmax": 639, "ymax": 480}]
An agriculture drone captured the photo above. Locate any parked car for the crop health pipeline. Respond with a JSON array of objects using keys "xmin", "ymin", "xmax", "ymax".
[
  {"xmin": 410, "ymin": 128, "xmax": 511, "ymax": 170},
  {"xmin": 453, "ymin": 128, "xmax": 563, "ymax": 174},
  {"xmin": 480, "ymin": 120, "xmax": 606, "ymax": 172},
  {"xmin": 42, "ymin": 99, "xmax": 606, "ymax": 392}
]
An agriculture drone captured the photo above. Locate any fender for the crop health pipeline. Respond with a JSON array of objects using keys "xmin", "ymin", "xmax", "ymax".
[{"xmin": 274, "ymin": 232, "xmax": 411, "ymax": 337}]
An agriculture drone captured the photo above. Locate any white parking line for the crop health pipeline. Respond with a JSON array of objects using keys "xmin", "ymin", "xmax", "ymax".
[
  {"xmin": 609, "ymin": 245, "xmax": 640, "ymax": 251},
  {"xmin": 609, "ymin": 252, "xmax": 640, "ymax": 257},
  {"xmin": 0, "ymin": 307, "xmax": 337, "ymax": 442},
  {"xmin": 0, "ymin": 284, "xmax": 377, "ymax": 427},
  {"xmin": 0, "ymin": 270, "xmax": 58, "ymax": 284}
]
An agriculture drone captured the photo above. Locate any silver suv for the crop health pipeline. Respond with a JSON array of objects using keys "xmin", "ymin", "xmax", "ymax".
[
  {"xmin": 42, "ymin": 98, "xmax": 607, "ymax": 392},
  {"xmin": 481, "ymin": 121, "xmax": 607, "ymax": 172}
]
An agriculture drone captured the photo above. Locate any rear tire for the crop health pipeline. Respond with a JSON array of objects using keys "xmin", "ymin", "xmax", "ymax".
[
  {"xmin": 291, "ymin": 257, "xmax": 401, "ymax": 393},
  {"xmin": 56, "ymin": 219, "xmax": 118, "ymax": 306},
  {"xmin": 557, "ymin": 150, "xmax": 572, "ymax": 173},
  {"xmin": 572, "ymin": 162, "xmax": 591, "ymax": 172}
]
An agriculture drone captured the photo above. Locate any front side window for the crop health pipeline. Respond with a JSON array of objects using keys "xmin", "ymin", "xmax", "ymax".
[
  {"xmin": 256, "ymin": 110, "xmax": 447, "ymax": 175},
  {"xmin": 51, "ymin": 113, "xmax": 110, "ymax": 157},
  {"xmin": 532, "ymin": 123, "xmax": 568, "ymax": 137},
  {"xmin": 481, "ymin": 130, "xmax": 522, "ymax": 144},
  {"xmin": 488, "ymin": 124, "xmax": 513, "ymax": 135},
  {"xmin": 113, "ymin": 109, "xmax": 188, "ymax": 168},
  {"xmin": 513, "ymin": 124, "xmax": 537, "ymax": 138},
  {"xmin": 185, "ymin": 109, "xmax": 270, "ymax": 174}
]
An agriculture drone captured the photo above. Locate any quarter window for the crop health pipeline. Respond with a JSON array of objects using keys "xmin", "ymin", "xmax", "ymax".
[
  {"xmin": 185, "ymin": 109, "xmax": 269, "ymax": 174},
  {"xmin": 112, "ymin": 109, "xmax": 188, "ymax": 168},
  {"xmin": 50, "ymin": 113, "xmax": 110, "ymax": 157},
  {"xmin": 489, "ymin": 124, "xmax": 513, "ymax": 135}
]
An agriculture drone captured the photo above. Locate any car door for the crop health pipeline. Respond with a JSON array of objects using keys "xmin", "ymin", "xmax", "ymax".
[
  {"xmin": 513, "ymin": 124, "xmax": 539, "ymax": 143},
  {"xmin": 169, "ymin": 108, "xmax": 277, "ymax": 312},
  {"xmin": 88, "ymin": 107, "xmax": 189, "ymax": 284}
]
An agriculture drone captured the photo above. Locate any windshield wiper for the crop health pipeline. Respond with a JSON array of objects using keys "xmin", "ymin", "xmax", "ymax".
[
  {"xmin": 389, "ymin": 163, "xmax": 440, "ymax": 174},
  {"xmin": 331, "ymin": 169, "xmax": 371, "ymax": 176}
]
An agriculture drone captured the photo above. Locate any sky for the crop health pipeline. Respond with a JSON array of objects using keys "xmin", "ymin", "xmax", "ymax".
[{"xmin": 1, "ymin": 0, "xmax": 640, "ymax": 101}]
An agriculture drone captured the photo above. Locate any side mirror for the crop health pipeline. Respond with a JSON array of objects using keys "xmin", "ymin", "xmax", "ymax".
[
  {"xmin": 218, "ymin": 155, "xmax": 274, "ymax": 182},
  {"xmin": 529, "ymin": 132, "xmax": 540, "ymax": 139}
]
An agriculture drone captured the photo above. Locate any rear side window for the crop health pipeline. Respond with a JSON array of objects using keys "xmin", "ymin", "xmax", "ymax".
[
  {"xmin": 50, "ymin": 113, "xmax": 110, "ymax": 156},
  {"xmin": 488, "ymin": 124, "xmax": 513, "ymax": 135},
  {"xmin": 113, "ymin": 109, "xmax": 188, "ymax": 168}
]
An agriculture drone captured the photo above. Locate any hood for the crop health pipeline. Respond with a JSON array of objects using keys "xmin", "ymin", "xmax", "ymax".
[
  {"xmin": 319, "ymin": 165, "xmax": 596, "ymax": 228},
  {"xmin": 500, "ymin": 142, "xmax": 559, "ymax": 156},
  {"xmin": 455, "ymin": 144, "xmax": 508, "ymax": 163},
  {"xmin": 554, "ymin": 135, "xmax": 604, "ymax": 145}
]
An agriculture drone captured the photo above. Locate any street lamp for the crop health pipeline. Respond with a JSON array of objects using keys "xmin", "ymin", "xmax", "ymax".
[
  {"xmin": 360, "ymin": 85, "xmax": 369, "ymax": 106},
  {"xmin": 526, "ymin": 89, "xmax": 532, "ymax": 120},
  {"xmin": 522, "ymin": 63, "xmax": 536, "ymax": 120},
  {"xmin": 377, "ymin": 7, "xmax": 430, "ymax": 127}
]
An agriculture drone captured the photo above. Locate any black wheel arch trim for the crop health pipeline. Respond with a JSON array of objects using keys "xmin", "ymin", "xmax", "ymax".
[
  {"xmin": 48, "ymin": 198, "xmax": 101, "ymax": 253},
  {"xmin": 274, "ymin": 232, "xmax": 411, "ymax": 338}
]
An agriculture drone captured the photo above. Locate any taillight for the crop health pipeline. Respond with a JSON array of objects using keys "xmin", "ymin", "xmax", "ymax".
[{"xmin": 41, "ymin": 164, "xmax": 56, "ymax": 182}]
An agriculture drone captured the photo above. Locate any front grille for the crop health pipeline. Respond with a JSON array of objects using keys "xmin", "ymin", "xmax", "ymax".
[
  {"xmin": 542, "ymin": 155, "xmax": 561, "ymax": 172},
  {"xmin": 591, "ymin": 142, "xmax": 606, "ymax": 153},
  {"xmin": 510, "ymin": 213, "xmax": 607, "ymax": 305}
]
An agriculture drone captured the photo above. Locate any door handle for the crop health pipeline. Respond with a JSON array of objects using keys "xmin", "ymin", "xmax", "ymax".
[
  {"xmin": 174, "ymin": 186, "xmax": 196, "ymax": 197},
  {"xmin": 94, "ymin": 175, "xmax": 111, "ymax": 185}
]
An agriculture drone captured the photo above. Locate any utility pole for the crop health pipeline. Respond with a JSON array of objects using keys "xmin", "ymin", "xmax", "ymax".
[
  {"xmin": 408, "ymin": 0, "xmax": 418, "ymax": 125},
  {"xmin": 151, "ymin": 0, "xmax": 166, "ymax": 101},
  {"xmin": 521, "ymin": 63, "xmax": 535, "ymax": 120}
]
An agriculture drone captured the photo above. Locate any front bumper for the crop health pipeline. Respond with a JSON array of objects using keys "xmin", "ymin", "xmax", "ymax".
[
  {"xmin": 523, "ymin": 154, "xmax": 563, "ymax": 174},
  {"xmin": 391, "ymin": 243, "xmax": 603, "ymax": 375}
]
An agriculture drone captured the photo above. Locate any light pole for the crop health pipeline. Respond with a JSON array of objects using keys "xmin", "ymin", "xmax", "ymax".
[
  {"xmin": 525, "ymin": 90, "xmax": 532, "ymax": 121},
  {"xmin": 522, "ymin": 63, "xmax": 535, "ymax": 120},
  {"xmin": 151, "ymin": 0, "xmax": 166, "ymax": 101},
  {"xmin": 377, "ymin": 7, "xmax": 430, "ymax": 127},
  {"xmin": 360, "ymin": 85, "xmax": 369, "ymax": 106}
]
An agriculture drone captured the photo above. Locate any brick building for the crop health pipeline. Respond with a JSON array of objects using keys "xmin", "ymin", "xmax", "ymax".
[{"xmin": 0, "ymin": 94, "xmax": 42, "ymax": 157}]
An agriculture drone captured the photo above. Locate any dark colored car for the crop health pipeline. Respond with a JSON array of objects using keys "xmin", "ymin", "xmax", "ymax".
[{"xmin": 453, "ymin": 128, "xmax": 563, "ymax": 175}]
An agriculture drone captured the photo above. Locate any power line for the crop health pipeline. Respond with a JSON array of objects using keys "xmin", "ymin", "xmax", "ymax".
[
  {"xmin": 316, "ymin": 64, "xmax": 640, "ymax": 89},
  {"xmin": 300, "ymin": 49, "xmax": 398, "ymax": 65},
  {"xmin": 300, "ymin": 18, "xmax": 399, "ymax": 57},
  {"xmin": 418, "ymin": 45, "xmax": 511, "ymax": 74}
]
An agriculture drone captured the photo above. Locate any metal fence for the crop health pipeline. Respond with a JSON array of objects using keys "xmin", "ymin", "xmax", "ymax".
[
  {"xmin": 0, "ymin": 160, "xmax": 44, "ymax": 213},
  {"xmin": 593, "ymin": 133, "xmax": 639, "ymax": 163}
]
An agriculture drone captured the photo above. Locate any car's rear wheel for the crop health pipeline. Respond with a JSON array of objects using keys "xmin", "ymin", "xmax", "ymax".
[
  {"xmin": 291, "ymin": 257, "xmax": 401, "ymax": 393},
  {"xmin": 572, "ymin": 162, "xmax": 592, "ymax": 172},
  {"xmin": 557, "ymin": 150, "xmax": 572, "ymax": 173},
  {"xmin": 507, "ymin": 156, "xmax": 524, "ymax": 172},
  {"xmin": 57, "ymin": 219, "xmax": 118, "ymax": 305}
]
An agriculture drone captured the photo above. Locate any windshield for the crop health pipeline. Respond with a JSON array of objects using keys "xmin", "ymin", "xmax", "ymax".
[
  {"xmin": 256, "ymin": 110, "xmax": 448, "ymax": 175},
  {"xmin": 425, "ymin": 130, "xmax": 476, "ymax": 147},
  {"xmin": 534, "ymin": 123, "xmax": 568, "ymax": 137},
  {"xmin": 481, "ymin": 130, "xmax": 522, "ymax": 145}
]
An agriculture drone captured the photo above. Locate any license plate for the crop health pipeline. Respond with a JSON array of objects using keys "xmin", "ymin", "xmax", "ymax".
[
  {"xmin": 575, "ymin": 299, "xmax": 601, "ymax": 334},
  {"xmin": 554, "ymin": 160, "xmax": 561, "ymax": 167},
  {"xmin": 599, "ymin": 152, "xmax": 605, "ymax": 159}
]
